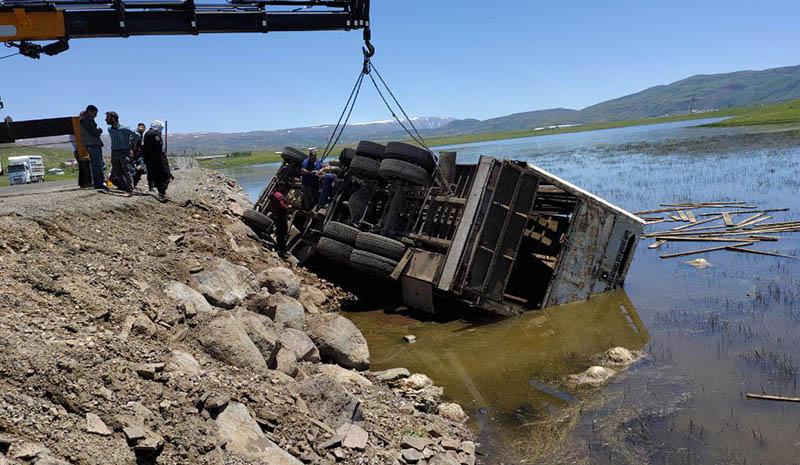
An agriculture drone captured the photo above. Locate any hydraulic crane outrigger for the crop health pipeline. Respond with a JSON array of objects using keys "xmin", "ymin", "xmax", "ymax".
[{"xmin": 1, "ymin": 0, "xmax": 370, "ymax": 59}]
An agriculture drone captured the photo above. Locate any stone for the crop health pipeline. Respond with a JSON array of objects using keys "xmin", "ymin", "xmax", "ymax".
[
  {"xmin": 401, "ymin": 435, "xmax": 429, "ymax": 451},
  {"xmin": 401, "ymin": 448, "xmax": 425, "ymax": 463},
  {"xmin": 332, "ymin": 448, "xmax": 347, "ymax": 461},
  {"xmin": 403, "ymin": 335, "xmax": 416, "ymax": 344},
  {"xmin": 85, "ymin": 413, "xmax": 112, "ymax": 436},
  {"xmin": 131, "ymin": 314, "xmax": 157, "ymax": 337},
  {"xmin": 296, "ymin": 376, "xmax": 364, "ymax": 428},
  {"xmin": 425, "ymin": 425, "xmax": 443, "ymax": 438},
  {"xmin": 280, "ymin": 328, "xmax": 320, "ymax": 363},
  {"xmin": 165, "ymin": 350, "xmax": 202, "ymax": 376},
  {"xmin": 458, "ymin": 451, "xmax": 476, "ymax": 465},
  {"xmin": 298, "ymin": 285, "xmax": 327, "ymax": 313},
  {"xmin": 599, "ymin": 347, "xmax": 639, "ymax": 365},
  {"xmin": 337, "ymin": 423, "xmax": 368, "ymax": 450},
  {"xmin": 229, "ymin": 202, "xmax": 244, "ymax": 217},
  {"xmin": 317, "ymin": 364, "xmax": 372, "ymax": 388},
  {"xmin": 198, "ymin": 314, "xmax": 268, "ymax": 373},
  {"xmin": 163, "ymin": 280, "xmax": 214, "ymax": 317},
  {"xmin": 429, "ymin": 452, "xmax": 460, "ymax": 465},
  {"xmin": 126, "ymin": 401, "xmax": 155, "ymax": 422},
  {"xmin": 215, "ymin": 402, "xmax": 301, "ymax": 464},
  {"xmin": 437, "ymin": 403, "xmax": 468, "ymax": 423},
  {"xmin": 9, "ymin": 442, "xmax": 48, "ymax": 460},
  {"xmin": 32, "ymin": 455, "xmax": 72, "ymax": 465},
  {"xmin": 374, "ymin": 367, "xmax": 410, "ymax": 383},
  {"xmin": 135, "ymin": 363, "xmax": 165, "ymax": 380},
  {"xmin": 459, "ymin": 441, "xmax": 475, "ymax": 455},
  {"xmin": 402, "ymin": 373, "xmax": 433, "ymax": 390},
  {"xmin": 258, "ymin": 267, "xmax": 301, "ymax": 297},
  {"xmin": 191, "ymin": 257, "xmax": 258, "ymax": 309},
  {"xmin": 204, "ymin": 392, "xmax": 231, "ymax": 411},
  {"xmin": 318, "ymin": 435, "xmax": 342, "ymax": 450},
  {"xmin": 440, "ymin": 438, "xmax": 459, "ymax": 451},
  {"xmin": 265, "ymin": 294, "xmax": 305, "ymax": 330},
  {"xmin": 123, "ymin": 424, "xmax": 147, "ymax": 442},
  {"xmin": 568, "ymin": 366, "xmax": 616, "ymax": 387},
  {"xmin": 306, "ymin": 313, "xmax": 370, "ymax": 371},
  {"xmin": 243, "ymin": 288, "xmax": 271, "ymax": 315},
  {"xmin": 235, "ymin": 309, "xmax": 281, "ymax": 366},
  {"xmin": 275, "ymin": 346, "xmax": 299, "ymax": 378}
]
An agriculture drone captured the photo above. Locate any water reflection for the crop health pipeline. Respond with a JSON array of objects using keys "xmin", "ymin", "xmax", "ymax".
[{"xmin": 346, "ymin": 290, "xmax": 648, "ymax": 428}]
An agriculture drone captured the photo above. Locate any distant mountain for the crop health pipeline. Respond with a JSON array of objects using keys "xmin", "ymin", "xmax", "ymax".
[{"xmin": 163, "ymin": 64, "xmax": 800, "ymax": 153}]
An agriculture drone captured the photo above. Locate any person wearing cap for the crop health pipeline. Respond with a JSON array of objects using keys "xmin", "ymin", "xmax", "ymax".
[
  {"xmin": 268, "ymin": 180, "xmax": 292, "ymax": 254},
  {"xmin": 105, "ymin": 111, "xmax": 140, "ymax": 196},
  {"xmin": 300, "ymin": 148, "xmax": 324, "ymax": 210}
]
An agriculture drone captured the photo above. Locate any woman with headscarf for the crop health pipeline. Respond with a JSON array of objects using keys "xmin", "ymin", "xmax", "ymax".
[{"xmin": 142, "ymin": 120, "xmax": 172, "ymax": 197}]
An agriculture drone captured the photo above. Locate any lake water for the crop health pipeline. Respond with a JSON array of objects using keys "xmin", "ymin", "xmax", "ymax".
[{"xmin": 223, "ymin": 119, "xmax": 800, "ymax": 464}]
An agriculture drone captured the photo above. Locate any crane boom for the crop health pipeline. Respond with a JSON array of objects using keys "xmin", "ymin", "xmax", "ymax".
[{"xmin": 0, "ymin": 0, "xmax": 370, "ymax": 58}]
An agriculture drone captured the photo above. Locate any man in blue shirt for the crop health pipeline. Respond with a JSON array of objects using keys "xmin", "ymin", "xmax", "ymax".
[
  {"xmin": 105, "ymin": 111, "xmax": 140, "ymax": 196},
  {"xmin": 300, "ymin": 149, "xmax": 324, "ymax": 210}
]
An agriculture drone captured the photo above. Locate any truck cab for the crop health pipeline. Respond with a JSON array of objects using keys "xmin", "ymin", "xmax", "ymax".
[{"xmin": 6, "ymin": 155, "xmax": 44, "ymax": 185}]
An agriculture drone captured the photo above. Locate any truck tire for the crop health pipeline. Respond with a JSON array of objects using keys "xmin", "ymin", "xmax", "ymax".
[
  {"xmin": 339, "ymin": 148, "xmax": 356, "ymax": 165},
  {"xmin": 356, "ymin": 141, "xmax": 385, "ymax": 160},
  {"xmin": 355, "ymin": 232, "xmax": 407, "ymax": 260},
  {"xmin": 242, "ymin": 209, "xmax": 274, "ymax": 233},
  {"xmin": 281, "ymin": 146, "xmax": 307, "ymax": 165},
  {"xmin": 349, "ymin": 155, "xmax": 381, "ymax": 179},
  {"xmin": 317, "ymin": 237, "xmax": 353, "ymax": 263},
  {"xmin": 323, "ymin": 221, "xmax": 360, "ymax": 245},
  {"xmin": 379, "ymin": 159, "xmax": 432, "ymax": 186},
  {"xmin": 384, "ymin": 142, "xmax": 437, "ymax": 173},
  {"xmin": 350, "ymin": 249, "xmax": 398, "ymax": 276}
]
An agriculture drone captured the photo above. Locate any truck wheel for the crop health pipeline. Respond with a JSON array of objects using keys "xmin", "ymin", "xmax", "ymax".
[
  {"xmin": 349, "ymin": 155, "xmax": 381, "ymax": 179},
  {"xmin": 379, "ymin": 159, "xmax": 432, "ymax": 186},
  {"xmin": 384, "ymin": 142, "xmax": 437, "ymax": 173},
  {"xmin": 323, "ymin": 221, "xmax": 360, "ymax": 245},
  {"xmin": 339, "ymin": 148, "xmax": 356, "ymax": 165},
  {"xmin": 355, "ymin": 232, "xmax": 407, "ymax": 260},
  {"xmin": 356, "ymin": 141, "xmax": 386, "ymax": 160},
  {"xmin": 350, "ymin": 249, "xmax": 398, "ymax": 276},
  {"xmin": 317, "ymin": 237, "xmax": 353, "ymax": 263},
  {"xmin": 242, "ymin": 209, "xmax": 274, "ymax": 233},
  {"xmin": 281, "ymin": 146, "xmax": 307, "ymax": 165}
]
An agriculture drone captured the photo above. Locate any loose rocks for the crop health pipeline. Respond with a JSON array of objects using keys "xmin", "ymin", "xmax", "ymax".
[
  {"xmin": 258, "ymin": 267, "xmax": 301, "ymax": 298},
  {"xmin": 280, "ymin": 327, "xmax": 320, "ymax": 363},
  {"xmin": 265, "ymin": 294, "xmax": 305, "ymax": 330},
  {"xmin": 437, "ymin": 403, "xmax": 468, "ymax": 423},
  {"xmin": 306, "ymin": 313, "xmax": 370, "ymax": 371},
  {"xmin": 163, "ymin": 280, "xmax": 214, "ymax": 317},
  {"xmin": 215, "ymin": 402, "xmax": 301, "ymax": 463},
  {"xmin": 191, "ymin": 257, "xmax": 258, "ymax": 309},
  {"xmin": 197, "ymin": 314, "xmax": 268, "ymax": 373}
]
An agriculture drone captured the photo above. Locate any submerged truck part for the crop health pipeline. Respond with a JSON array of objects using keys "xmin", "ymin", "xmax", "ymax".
[{"xmin": 253, "ymin": 143, "xmax": 644, "ymax": 316}]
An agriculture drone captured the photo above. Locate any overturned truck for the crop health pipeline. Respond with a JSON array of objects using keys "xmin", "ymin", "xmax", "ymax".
[{"xmin": 248, "ymin": 141, "xmax": 644, "ymax": 315}]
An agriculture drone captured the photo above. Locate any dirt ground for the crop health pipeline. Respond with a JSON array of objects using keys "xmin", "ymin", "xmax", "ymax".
[{"xmin": 0, "ymin": 169, "xmax": 476, "ymax": 465}]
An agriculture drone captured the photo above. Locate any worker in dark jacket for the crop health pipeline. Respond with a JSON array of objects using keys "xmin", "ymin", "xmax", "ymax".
[
  {"xmin": 79, "ymin": 105, "xmax": 106, "ymax": 190},
  {"xmin": 268, "ymin": 180, "xmax": 292, "ymax": 254},
  {"xmin": 300, "ymin": 149, "xmax": 324, "ymax": 210},
  {"xmin": 131, "ymin": 123, "xmax": 147, "ymax": 189},
  {"xmin": 142, "ymin": 120, "xmax": 172, "ymax": 198}
]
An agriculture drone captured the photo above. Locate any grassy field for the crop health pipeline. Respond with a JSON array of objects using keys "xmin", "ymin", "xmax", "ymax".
[
  {"xmin": 703, "ymin": 98, "xmax": 800, "ymax": 127},
  {"xmin": 0, "ymin": 144, "xmax": 80, "ymax": 186}
]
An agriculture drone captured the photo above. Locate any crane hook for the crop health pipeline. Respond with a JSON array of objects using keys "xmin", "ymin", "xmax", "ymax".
[{"xmin": 362, "ymin": 27, "xmax": 374, "ymax": 58}]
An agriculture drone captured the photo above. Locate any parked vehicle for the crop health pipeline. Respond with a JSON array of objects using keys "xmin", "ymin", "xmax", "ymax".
[
  {"xmin": 47, "ymin": 167, "xmax": 65, "ymax": 175},
  {"xmin": 7, "ymin": 155, "xmax": 44, "ymax": 185},
  {"xmin": 248, "ymin": 141, "xmax": 644, "ymax": 315}
]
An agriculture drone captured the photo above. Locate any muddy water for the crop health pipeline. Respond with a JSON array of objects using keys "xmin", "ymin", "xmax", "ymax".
[{"xmin": 225, "ymin": 119, "xmax": 800, "ymax": 464}]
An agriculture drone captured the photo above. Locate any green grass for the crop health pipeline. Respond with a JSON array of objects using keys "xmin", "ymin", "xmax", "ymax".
[
  {"xmin": 197, "ymin": 151, "xmax": 284, "ymax": 169},
  {"xmin": 703, "ymin": 98, "xmax": 800, "ymax": 127}
]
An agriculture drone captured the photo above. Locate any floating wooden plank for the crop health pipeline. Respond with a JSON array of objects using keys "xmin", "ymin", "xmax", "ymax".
[
  {"xmin": 734, "ymin": 213, "xmax": 764, "ymax": 228},
  {"xmin": 648, "ymin": 240, "xmax": 667, "ymax": 249},
  {"xmin": 633, "ymin": 207, "xmax": 692, "ymax": 215},
  {"xmin": 661, "ymin": 201, "xmax": 746, "ymax": 207},
  {"xmin": 686, "ymin": 211, "xmax": 697, "ymax": 223},
  {"xmin": 668, "ymin": 214, "xmax": 682, "ymax": 221},
  {"xmin": 645, "ymin": 219, "xmax": 666, "ymax": 225},
  {"xmin": 640, "ymin": 216, "xmax": 665, "ymax": 222},
  {"xmin": 746, "ymin": 393, "xmax": 800, "ymax": 403},
  {"xmin": 677, "ymin": 210, "xmax": 689, "ymax": 221},
  {"xmin": 725, "ymin": 247, "xmax": 800, "ymax": 259},
  {"xmin": 733, "ymin": 215, "xmax": 772, "ymax": 230},
  {"xmin": 659, "ymin": 242, "xmax": 754, "ymax": 259},
  {"xmin": 699, "ymin": 208, "xmax": 789, "ymax": 217},
  {"xmin": 655, "ymin": 237, "xmax": 766, "ymax": 243},
  {"xmin": 722, "ymin": 212, "xmax": 733, "ymax": 226},
  {"xmin": 747, "ymin": 235, "xmax": 779, "ymax": 241},
  {"xmin": 672, "ymin": 215, "xmax": 722, "ymax": 231}
]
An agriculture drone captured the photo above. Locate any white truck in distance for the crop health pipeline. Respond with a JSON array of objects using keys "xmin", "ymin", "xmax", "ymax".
[{"xmin": 7, "ymin": 155, "xmax": 45, "ymax": 185}]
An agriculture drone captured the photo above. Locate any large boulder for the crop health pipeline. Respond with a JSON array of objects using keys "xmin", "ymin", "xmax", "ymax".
[
  {"xmin": 274, "ymin": 346, "xmax": 299, "ymax": 378},
  {"xmin": 265, "ymin": 294, "xmax": 305, "ymax": 330},
  {"xmin": 316, "ymin": 364, "xmax": 372, "ymax": 388},
  {"xmin": 215, "ymin": 402, "xmax": 301, "ymax": 464},
  {"xmin": 279, "ymin": 328, "xmax": 320, "ymax": 363},
  {"xmin": 165, "ymin": 350, "xmax": 202, "ymax": 376},
  {"xmin": 257, "ymin": 267, "xmax": 301, "ymax": 298},
  {"xmin": 243, "ymin": 288, "xmax": 271, "ymax": 315},
  {"xmin": 163, "ymin": 280, "xmax": 214, "ymax": 318},
  {"xmin": 298, "ymin": 285, "xmax": 327, "ymax": 314},
  {"xmin": 306, "ymin": 314, "xmax": 370, "ymax": 371},
  {"xmin": 197, "ymin": 315, "xmax": 267, "ymax": 373},
  {"xmin": 191, "ymin": 258, "xmax": 258, "ymax": 309},
  {"xmin": 235, "ymin": 309, "xmax": 281, "ymax": 367}
]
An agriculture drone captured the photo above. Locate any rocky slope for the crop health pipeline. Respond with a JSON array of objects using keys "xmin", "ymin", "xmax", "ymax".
[{"xmin": 0, "ymin": 170, "xmax": 476, "ymax": 465}]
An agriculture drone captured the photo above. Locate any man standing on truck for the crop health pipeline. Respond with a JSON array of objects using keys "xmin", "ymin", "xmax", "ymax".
[
  {"xmin": 105, "ymin": 111, "xmax": 140, "ymax": 196},
  {"xmin": 300, "ymin": 148, "xmax": 324, "ymax": 210},
  {"xmin": 268, "ymin": 180, "xmax": 292, "ymax": 255},
  {"xmin": 80, "ymin": 105, "xmax": 106, "ymax": 190}
]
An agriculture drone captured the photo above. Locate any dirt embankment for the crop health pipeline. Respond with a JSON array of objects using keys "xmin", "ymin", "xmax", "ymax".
[{"xmin": 0, "ymin": 170, "xmax": 476, "ymax": 465}]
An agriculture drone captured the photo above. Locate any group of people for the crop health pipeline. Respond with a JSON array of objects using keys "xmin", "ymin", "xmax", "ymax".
[{"xmin": 75, "ymin": 104, "xmax": 172, "ymax": 198}]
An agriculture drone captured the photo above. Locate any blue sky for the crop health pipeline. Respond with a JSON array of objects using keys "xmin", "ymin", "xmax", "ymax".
[{"xmin": 1, "ymin": 0, "xmax": 799, "ymax": 133}]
